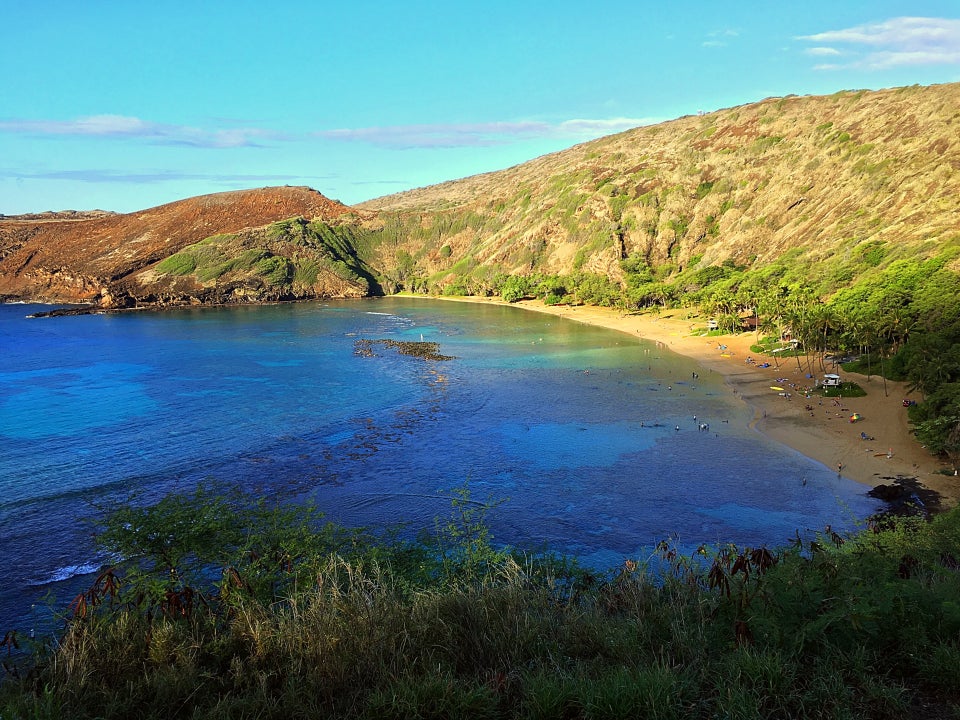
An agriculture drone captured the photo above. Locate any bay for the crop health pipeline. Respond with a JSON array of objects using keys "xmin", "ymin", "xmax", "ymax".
[{"xmin": 0, "ymin": 298, "xmax": 878, "ymax": 633}]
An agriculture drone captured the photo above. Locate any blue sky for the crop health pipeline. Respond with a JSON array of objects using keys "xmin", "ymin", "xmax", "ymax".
[{"xmin": 2, "ymin": 2, "xmax": 959, "ymax": 214}]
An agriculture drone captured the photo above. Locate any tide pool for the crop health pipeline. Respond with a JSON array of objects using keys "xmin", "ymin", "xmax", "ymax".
[{"xmin": 0, "ymin": 298, "xmax": 879, "ymax": 633}]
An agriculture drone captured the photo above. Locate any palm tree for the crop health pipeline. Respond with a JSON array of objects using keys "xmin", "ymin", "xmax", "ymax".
[
  {"xmin": 785, "ymin": 289, "xmax": 817, "ymax": 376},
  {"xmin": 815, "ymin": 305, "xmax": 839, "ymax": 373},
  {"xmin": 869, "ymin": 311, "xmax": 892, "ymax": 397},
  {"xmin": 838, "ymin": 309, "xmax": 866, "ymax": 371}
]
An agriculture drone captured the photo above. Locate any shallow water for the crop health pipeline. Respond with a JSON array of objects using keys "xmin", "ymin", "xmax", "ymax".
[{"xmin": 0, "ymin": 298, "xmax": 879, "ymax": 632}]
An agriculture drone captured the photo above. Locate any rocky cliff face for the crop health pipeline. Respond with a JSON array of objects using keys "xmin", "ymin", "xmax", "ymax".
[{"xmin": 0, "ymin": 186, "xmax": 357, "ymax": 306}]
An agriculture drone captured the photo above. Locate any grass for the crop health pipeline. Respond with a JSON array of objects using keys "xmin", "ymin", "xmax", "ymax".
[
  {"xmin": 819, "ymin": 381, "xmax": 868, "ymax": 398},
  {"xmin": 151, "ymin": 221, "xmax": 377, "ymax": 294},
  {"xmin": 2, "ymin": 486, "xmax": 960, "ymax": 719}
]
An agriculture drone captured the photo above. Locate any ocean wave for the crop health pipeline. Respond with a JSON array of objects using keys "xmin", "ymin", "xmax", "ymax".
[{"xmin": 29, "ymin": 561, "xmax": 101, "ymax": 587}]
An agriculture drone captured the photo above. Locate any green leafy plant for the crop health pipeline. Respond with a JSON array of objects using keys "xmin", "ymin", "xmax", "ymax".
[{"xmin": 4, "ymin": 490, "xmax": 960, "ymax": 719}]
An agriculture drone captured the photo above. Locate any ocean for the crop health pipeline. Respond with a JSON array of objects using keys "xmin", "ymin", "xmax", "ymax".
[{"xmin": 0, "ymin": 297, "xmax": 879, "ymax": 633}]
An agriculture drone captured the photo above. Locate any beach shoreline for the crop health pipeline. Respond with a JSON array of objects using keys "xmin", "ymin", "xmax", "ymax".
[{"xmin": 429, "ymin": 295, "xmax": 959, "ymax": 510}]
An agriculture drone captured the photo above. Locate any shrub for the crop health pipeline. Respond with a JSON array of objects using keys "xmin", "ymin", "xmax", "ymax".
[
  {"xmin": 4, "ymin": 488, "xmax": 960, "ymax": 719},
  {"xmin": 294, "ymin": 260, "xmax": 321, "ymax": 288},
  {"xmin": 499, "ymin": 275, "xmax": 531, "ymax": 303},
  {"xmin": 695, "ymin": 181, "xmax": 714, "ymax": 199},
  {"xmin": 256, "ymin": 256, "xmax": 294, "ymax": 286},
  {"xmin": 156, "ymin": 252, "xmax": 198, "ymax": 276}
]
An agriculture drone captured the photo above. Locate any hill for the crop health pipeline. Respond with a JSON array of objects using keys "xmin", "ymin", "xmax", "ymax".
[
  {"xmin": 3, "ymin": 82, "xmax": 960, "ymax": 331},
  {"xmin": 0, "ymin": 186, "xmax": 367, "ymax": 306},
  {"xmin": 351, "ymin": 82, "xmax": 960, "ymax": 466},
  {"xmin": 357, "ymin": 83, "xmax": 960, "ymax": 295},
  {"xmin": 4, "ymin": 84, "xmax": 960, "ymax": 310}
]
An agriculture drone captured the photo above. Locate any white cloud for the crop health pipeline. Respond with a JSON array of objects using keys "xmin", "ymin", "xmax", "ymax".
[
  {"xmin": 0, "ymin": 115, "xmax": 285, "ymax": 148},
  {"xmin": 317, "ymin": 117, "xmax": 657, "ymax": 149},
  {"xmin": 0, "ymin": 168, "xmax": 314, "ymax": 184},
  {"xmin": 797, "ymin": 16, "xmax": 960, "ymax": 69},
  {"xmin": 317, "ymin": 121, "xmax": 551, "ymax": 149},
  {"xmin": 805, "ymin": 47, "xmax": 842, "ymax": 57},
  {"xmin": 1, "ymin": 113, "xmax": 659, "ymax": 154},
  {"xmin": 702, "ymin": 28, "xmax": 739, "ymax": 49},
  {"xmin": 558, "ymin": 118, "xmax": 657, "ymax": 135}
]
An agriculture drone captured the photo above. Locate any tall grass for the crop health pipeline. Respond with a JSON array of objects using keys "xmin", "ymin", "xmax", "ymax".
[{"xmin": 2, "ymin": 487, "xmax": 959, "ymax": 719}]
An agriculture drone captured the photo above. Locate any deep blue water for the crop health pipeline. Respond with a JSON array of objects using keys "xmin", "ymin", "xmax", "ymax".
[{"xmin": 0, "ymin": 298, "xmax": 879, "ymax": 633}]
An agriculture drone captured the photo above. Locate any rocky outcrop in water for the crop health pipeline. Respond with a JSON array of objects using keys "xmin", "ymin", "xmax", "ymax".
[{"xmin": 354, "ymin": 339, "xmax": 456, "ymax": 361}]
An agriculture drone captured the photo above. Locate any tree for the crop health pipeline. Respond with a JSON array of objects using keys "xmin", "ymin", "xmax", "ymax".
[
  {"xmin": 499, "ymin": 275, "xmax": 531, "ymax": 303},
  {"xmin": 913, "ymin": 413, "xmax": 960, "ymax": 473}
]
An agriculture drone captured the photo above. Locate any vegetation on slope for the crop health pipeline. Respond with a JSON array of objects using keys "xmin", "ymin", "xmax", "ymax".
[
  {"xmin": 356, "ymin": 236, "xmax": 960, "ymax": 466},
  {"xmin": 147, "ymin": 217, "xmax": 381, "ymax": 302},
  {"xmin": 2, "ymin": 486, "xmax": 959, "ymax": 719},
  {"xmin": 0, "ymin": 186, "xmax": 352, "ymax": 304},
  {"xmin": 349, "ymin": 84, "xmax": 960, "ymax": 467},
  {"xmin": 359, "ymin": 84, "xmax": 960, "ymax": 294}
]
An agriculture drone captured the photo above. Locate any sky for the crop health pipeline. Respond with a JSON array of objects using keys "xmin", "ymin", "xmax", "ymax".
[{"xmin": 2, "ymin": 2, "xmax": 959, "ymax": 215}]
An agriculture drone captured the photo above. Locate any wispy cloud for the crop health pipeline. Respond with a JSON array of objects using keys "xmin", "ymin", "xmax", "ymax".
[
  {"xmin": 703, "ymin": 28, "xmax": 739, "ymax": 48},
  {"xmin": 316, "ymin": 117, "xmax": 656, "ymax": 149},
  {"xmin": 804, "ymin": 47, "xmax": 842, "ymax": 57},
  {"xmin": 2, "ymin": 113, "xmax": 657, "ymax": 152},
  {"xmin": 797, "ymin": 16, "xmax": 960, "ymax": 70},
  {"xmin": 557, "ymin": 118, "xmax": 654, "ymax": 135},
  {"xmin": 0, "ymin": 115, "xmax": 285, "ymax": 148},
  {"xmin": 0, "ymin": 168, "xmax": 326, "ymax": 185},
  {"xmin": 317, "ymin": 121, "xmax": 550, "ymax": 149}
]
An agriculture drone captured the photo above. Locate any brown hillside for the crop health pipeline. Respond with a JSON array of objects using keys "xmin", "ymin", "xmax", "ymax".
[
  {"xmin": 0, "ymin": 186, "xmax": 350, "ymax": 304},
  {"xmin": 357, "ymin": 83, "xmax": 960, "ymax": 286}
]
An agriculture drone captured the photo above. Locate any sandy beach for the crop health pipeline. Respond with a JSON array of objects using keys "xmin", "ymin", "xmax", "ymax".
[{"xmin": 436, "ymin": 296, "xmax": 959, "ymax": 510}]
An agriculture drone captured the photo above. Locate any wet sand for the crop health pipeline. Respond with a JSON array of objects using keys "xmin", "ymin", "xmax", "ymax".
[{"xmin": 435, "ymin": 296, "xmax": 959, "ymax": 509}]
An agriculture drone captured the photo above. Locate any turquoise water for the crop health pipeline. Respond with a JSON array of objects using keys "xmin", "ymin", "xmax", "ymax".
[{"xmin": 0, "ymin": 298, "xmax": 879, "ymax": 632}]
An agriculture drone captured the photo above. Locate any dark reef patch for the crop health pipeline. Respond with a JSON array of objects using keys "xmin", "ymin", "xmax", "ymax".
[{"xmin": 354, "ymin": 339, "xmax": 456, "ymax": 361}]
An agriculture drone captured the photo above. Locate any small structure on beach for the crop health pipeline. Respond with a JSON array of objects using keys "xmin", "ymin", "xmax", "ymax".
[
  {"xmin": 822, "ymin": 373, "xmax": 841, "ymax": 387},
  {"xmin": 771, "ymin": 339, "xmax": 801, "ymax": 354}
]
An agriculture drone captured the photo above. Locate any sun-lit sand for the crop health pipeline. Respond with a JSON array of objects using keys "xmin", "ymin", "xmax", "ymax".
[{"xmin": 436, "ymin": 296, "xmax": 959, "ymax": 510}]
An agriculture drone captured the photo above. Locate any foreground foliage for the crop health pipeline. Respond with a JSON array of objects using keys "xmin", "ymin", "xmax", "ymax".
[{"xmin": 2, "ymin": 487, "xmax": 960, "ymax": 719}]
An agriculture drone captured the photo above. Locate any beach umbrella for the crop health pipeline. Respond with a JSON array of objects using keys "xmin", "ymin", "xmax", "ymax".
[{"xmin": 849, "ymin": 413, "xmax": 861, "ymax": 422}]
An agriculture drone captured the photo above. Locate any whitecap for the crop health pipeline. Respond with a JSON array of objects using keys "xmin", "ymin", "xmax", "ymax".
[{"xmin": 29, "ymin": 562, "xmax": 101, "ymax": 587}]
